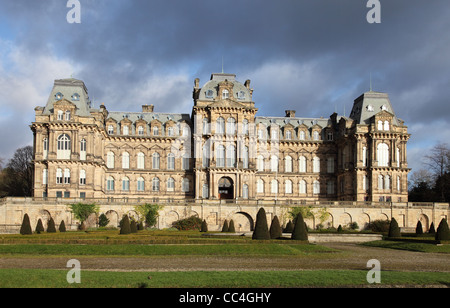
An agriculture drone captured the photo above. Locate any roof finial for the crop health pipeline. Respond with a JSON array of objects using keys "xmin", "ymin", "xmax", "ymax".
[
  {"xmin": 221, "ymin": 56, "xmax": 224, "ymax": 74},
  {"xmin": 369, "ymin": 72, "xmax": 373, "ymax": 92}
]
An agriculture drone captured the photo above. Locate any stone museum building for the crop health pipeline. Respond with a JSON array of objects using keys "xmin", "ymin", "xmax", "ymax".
[{"xmin": 30, "ymin": 73, "xmax": 411, "ymax": 204}]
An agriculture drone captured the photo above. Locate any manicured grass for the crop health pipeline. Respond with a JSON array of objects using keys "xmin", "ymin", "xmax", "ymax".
[
  {"xmin": 0, "ymin": 268, "xmax": 448, "ymax": 288},
  {"xmin": 362, "ymin": 240, "xmax": 450, "ymax": 253}
]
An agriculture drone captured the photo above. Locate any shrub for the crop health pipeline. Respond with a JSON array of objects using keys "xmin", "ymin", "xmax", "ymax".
[
  {"xmin": 69, "ymin": 203, "xmax": 99, "ymax": 224},
  {"xmin": 221, "ymin": 220, "xmax": 229, "ymax": 232},
  {"xmin": 119, "ymin": 215, "xmax": 131, "ymax": 235},
  {"xmin": 369, "ymin": 219, "xmax": 390, "ymax": 233},
  {"xmin": 435, "ymin": 219, "xmax": 450, "ymax": 241},
  {"xmin": 284, "ymin": 220, "xmax": 293, "ymax": 233},
  {"xmin": 252, "ymin": 208, "xmax": 270, "ymax": 240},
  {"xmin": 47, "ymin": 217, "xmax": 57, "ymax": 233},
  {"xmin": 130, "ymin": 220, "xmax": 138, "ymax": 233},
  {"xmin": 98, "ymin": 213, "xmax": 110, "ymax": 227},
  {"xmin": 415, "ymin": 221, "xmax": 423, "ymax": 235},
  {"xmin": 269, "ymin": 216, "xmax": 282, "ymax": 239},
  {"xmin": 388, "ymin": 218, "xmax": 401, "ymax": 238},
  {"xmin": 429, "ymin": 222, "xmax": 436, "ymax": 234},
  {"xmin": 291, "ymin": 212, "xmax": 308, "ymax": 241},
  {"xmin": 20, "ymin": 213, "xmax": 32, "ymax": 235},
  {"xmin": 172, "ymin": 216, "xmax": 203, "ymax": 231},
  {"xmin": 228, "ymin": 219, "xmax": 236, "ymax": 233},
  {"xmin": 200, "ymin": 219, "xmax": 208, "ymax": 232},
  {"xmin": 59, "ymin": 220, "xmax": 66, "ymax": 232},
  {"xmin": 134, "ymin": 203, "xmax": 163, "ymax": 228},
  {"xmin": 337, "ymin": 225, "xmax": 343, "ymax": 233},
  {"xmin": 35, "ymin": 219, "xmax": 44, "ymax": 234}
]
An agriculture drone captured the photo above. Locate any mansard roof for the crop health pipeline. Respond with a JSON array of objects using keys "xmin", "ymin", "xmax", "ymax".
[{"xmin": 349, "ymin": 91, "xmax": 399, "ymax": 126}]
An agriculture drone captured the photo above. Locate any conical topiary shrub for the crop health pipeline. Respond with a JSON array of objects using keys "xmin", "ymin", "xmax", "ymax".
[
  {"xmin": 47, "ymin": 217, "xmax": 57, "ymax": 233},
  {"xmin": 221, "ymin": 220, "xmax": 229, "ymax": 232},
  {"xmin": 20, "ymin": 213, "xmax": 32, "ymax": 235},
  {"xmin": 291, "ymin": 212, "xmax": 308, "ymax": 241},
  {"xmin": 388, "ymin": 218, "xmax": 401, "ymax": 238},
  {"xmin": 429, "ymin": 222, "xmax": 436, "ymax": 234},
  {"xmin": 252, "ymin": 207, "xmax": 270, "ymax": 240},
  {"xmin": 35, "ymin": 219, "xmax": 45, "ymax": 234},
  {"xmin": 435, "ymin": 219, "xmax": 450, "ymax": 241},
  {"xmin": 415, "ymin": 221, "xmax": 423, "ymax": 235},
  {"xmin": 269, "ymin": 216, "xmax": 282, "ymax": 239},
  {"xmin": 130, "ymin": 220, "xmax": 138, "ymax": 233},
  {"xmin": 284, "ymin": 220, "xmax": 293, "ymax": 233},
  {"xmin": 200, "ymin": 219, "xmax": 208, "ymax": 232},
  {"xmin": 228, "ymin": 219, "xmax": 236, "ymax": 233},
  {"xmin": 59, "ymin": 220, "xmax": 66, "ymax": 232},
  {"xmin": 337, "ymin": 225, "xmax": 343, "ymax": 233},
  {"xmin": 120, "ymin": 215, "xmax": 131, "ymax": 235}
]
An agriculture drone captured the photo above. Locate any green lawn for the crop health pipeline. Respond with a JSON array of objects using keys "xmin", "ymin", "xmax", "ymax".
[
  {"xmin": 0, "ymin": 268, "xmax": 448, "ymax": 288},
  {"xmin": 362, "ymin": 240, "xmax": 450, "ymax": 253}
]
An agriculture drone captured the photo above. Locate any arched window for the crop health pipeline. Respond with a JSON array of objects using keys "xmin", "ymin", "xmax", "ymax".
[
  {"xmin": 167, "ymin": 177, "xmax": 175, "ymax": 192},
  {"xmin": 270, "ymin": 155, "xmax": 278, "ymax": 172},
  {"xmin": 182, "ymin": 178, "xmax": 190, "ymax": 192},
  {"xmin": 138, "ymin": 126, "xmax": 144, "ymax": 136},
  {"xmin": 137, "ymin": 152, "xmax": 145, "ymax": 169},
  {"xmin": 167, "ymin": 127, "xmax": 174, "ymax": 137},
  {"xmin": 152, "ymin": 177, "xmax": 160, "ymax": 191},
  {"xmin": 123, "ymin": 125, "xmax": 129, "ymax": 135},
  {"xmin": 79, "ymin": 169, "xmax": 86, "ymax": 185},
  {"xmin": 385, "ymin": 175, "xmax": 390, "ymax": 190},
  {"xmin": 271, "ymin": 179, "xmax": 278, "ymax": 194},
  {"xmin": 256, "ymin": 179, "xmax": 264, "ymax": 193},
  {"xmin": 106, "ymin": 176, "xmax": 115, "ymax": 191},
  {"xmin": 285, "ymin": 180, "xmax": 293, "ymax": 194},
  {"xmin": 222, "ymin": 89, "xmax": 229, "ymax": 99},
  {"xmin": 64, "ymin": 169, "xmax": 71, "ymax": 184},
  {"xmin": 271, "ymin": 127, "xmax": 278, "ymax": 140},
  {"xmin": 57, "ymin": 110, "xmax": 64, "ymax": 120},
  {"xmin": 313, "ymin": 157, "xmax": 320, "ymax": 173},
  {"xmin": 57, "ymin": 134, "xmax": 71, "ymax": 159},
  {"xmin": 313, "ymin": 180, "xmax": 320, "ymax": 195},
  {"xmin": 122, "ymin": 152, "xmax": 130, "ymax": 169},
  {"xmin": 65, "ymin": 110, "xmax": 71, "ymax": 121},
  {"xmin": 217, "ymin": 145, "xmax": 225, "ymax": 167},
  {"xmin": 167, "ymin": 153, "xmax": 175, "ymax": 170},
  {"xmin": 242, "ymin": 184, "xmax": 249, "ymax": 199},
  {"xmin": 226, "ymin": 118, "xmax": 236, "ymax": 135},
  {"xmin": 285, "ymin": 156, "xmax": 292, "ymax": 173},
  {"xmin": 257, "ymin": 155, "xmax": 264, "ymax": 172},
  {"xmin": 285, "ymin": 130, "xmax": 292, "ymax": 140},
  {"xmin": 397, "ymin": 176, "xmax": 401, "ymax": 191},
  {"xmin": 137, "ymin": 177, "xmax": 145, "ymax": 191},
  {"xmin": 299, "ymin": 180, "xmax": 306, "ymax": 194},
  {"xmin": 242, "ymin": 146, "xmax": 249, "ymax": 169},
  {"xmin": 299, "ymin": 131, "xmax": 305, "ymax": 141},
  {"xmin": 152, "ymin": 153, "xmax": 160, "ymax": 169},
  {"xmin": 377, "ymin": 120, "xmax": 383, "ymax": 130},
  {"xmin": 242, "ymin": 119, "xmax": 249, "ymax": 135},
  {"xmin": 313, "ymin": 131, "xmax": 320, "ymax": 141},
  {"xmin": 299, "ymin": 156, "xmax": 306, "ymax": 173},
  {"xmin": 152, "ymin": 126, "xmax": 159, "ymax": 136},
  {"xmin": 396, "ymin": 147, "xmax": 400, "ymax": 167},
  {"xmin": 202, "ymin": 118, "xmax": 210, "ymax": 134},
  {"xmin": 107, "ymin": 152, "xmax": 115, "ymax": 169},
  {"xmin": 226, "ymin": 145, "xmax": 236, "ymax": 167},
  {"xmin": 378, "ymin": 175, "xmax": 384, "ymax": 190},
  {"xmin": 108, "ymin": 125, "xmax": 114, "ymax": 134},
  {"xmin": 384, "ymin": 121, "xmax": 390, "ymax": 131},
  {"xmin": 216, "ymin": 117, "xmax": 225, "ymax": 134},
  {"xmin": 377, "ymin": 143, "xmax": 389, "ymax": 167},
  {"xmin": 122, "ymin": 177, "xmax": 130, "ymax": 191}
]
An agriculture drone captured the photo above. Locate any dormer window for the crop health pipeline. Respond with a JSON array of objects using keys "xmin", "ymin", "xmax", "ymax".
[
  {"xmin": 222, "ymin": 89, "xmax": 229, "ymax": 99},
  {"xmin": 65, "ymin": 110, "xmax": 71, "ymax": 121},
  {"xmin": 57, "ymin": 110, "xmax": 64, "ymax": 120},
  {"xmin": 237, "ymin": 91, "xmax": 245, "ymax": 100},
  {"xmin": 71, "ymin": 93, "xmax": 80, "ymax": 101},
  {"xmin": 55, "ymin": 92, "xmax": 63, "ymax": 100},
  {"xmin": 206, "ymin": 89, "xmax": 214, "ymax": 98}
]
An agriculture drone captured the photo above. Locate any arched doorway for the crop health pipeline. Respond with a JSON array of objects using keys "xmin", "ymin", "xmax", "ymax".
[{"xmin": 218, "ymin": 177, "xmax": 234, "ymax": 200}]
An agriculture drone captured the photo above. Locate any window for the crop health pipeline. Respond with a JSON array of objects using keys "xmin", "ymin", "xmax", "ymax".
[
  {"xmin": 152, "ymin": 126, "xmax": 159, "ymax": 136},
  {"xmin": 57, "ymin": 134, "xmax": 71, "ymax": 159},
  {"xmin": 271, "ymin": 128, "xmax": 278, "ymax": 140},
  {"xmin": 299, "ymin": 156, "xmax": 306, "ymax": 173},
  {"xmin": 313, "ymin": 180, "xmax": 320, "ymax": 195},
  {"xmin": 167, "ymin": 153, "xmax": 175, "ymax": 170},
  {"xmin": 385, "ymin": 175, "xmax": 390, "ymax": 190},
  {"xmin": 242, "ymin": 119, "xmax": 249, "ymax": 135},
  {"xmin": 152, "ymin": 153, "xmax": 160, "ymax": 169},
  {"xmin": 222, "ymin": 89, "xmax": 229, "ymax": 99},
  {"xmin": 227, "ymin": 118, "xmax": 236, "ymax": 135},
  {"xmin": 64, "ymin": 169, "xmax": 71, "ymax": 184},
  {"xmin": 270, "ymin": 155, "xmax": 278, "ymax": 172},
  {"xmin": 327, "ymin": 181, "xmax": 334, "ymax": 195},
  {"xmin": 271, "ymin": 180, "xmax": 278, "ymax": 194},
  {"xmin": 206, "ymin": 89, "xmax": 214, "ymax": 98},
  {"xmin": 299, "ymin": 180, "xmax": 306, "ymax": 194},
  {"xmin": 202, "ymin": 118, "xmax": 210, "ymax": 134},
  {"xmin": 384, "ymin": 121, "xmax": 390, "ymax": 131},
  {"xmin": 378, "ymin": 175, "xmax": 384, "ymax": 190},
  {"xmin": 285, "ymin": 130, "xmax": 292, "ymax": 140},
  {"xmin": 106, "ymin": 176, "xmax": 115, "ymax": 191},
  {"xmin": 257, "ymin": 129, "xmax": 264, "ymax": 140},
  {"xmin": 57, "ymin": 110, "xmax": 64, "ymax": 120},
  {"xmin": 56, "ymin": 191, "xmax": 62, "ymax": 198},
  {"xmin": 327, "ymin": 157, "xmax": 334, "ymax": 173},
  {"xmin": 43, "ymin": 169, "xmax": 48, "ymax": 185},
  {"xmin": 217, "ymin": 145, "xmax": 225, "ymax": 167},
  {"xmin": 137, "ymin": 177, "xmax": 145, "ymax": 191},
  {"xmin": 377, "ymin": 143, "xmax": 389, "ymax": 167},
  {"xmin": 182, "ymin": 153, "xmax": 190, "ymax": 170},
  {"xmin": 137, "ymin": 152, "xmax": 145, "ymax": 169},
  {"xmin": 285, "ymin": 180, "xmax": 293, "ymax": 194},
  {"xmin": 108, "ymin": 125, "xmax": 114, "ymax": 134},
  {"xmin": 226, "ymin": 145, "xmax": 236, "ymax": 167},
  {"xmin": 138, "ymin": 126, "xmax": 144, "ymax": 136},
  {"xmin": 80, "ymin": 139, "xmax": 86, "ymax": 161},
  {"xmin": 123, "ymin": 125, "xmax": 129, "ymax": 135},
  {"xmin": 362, "ymin": 146, "xmax": 367, "ymax": 167},
  {"xmin": 313, "ymin": 157, "xmax": 320, "ymax": 173},
  {"xmin": 242, "ymin": 184, "xmax": 249, "ymax": 199},
  {"xmin": 107, "ymin": 152, "xmax": 115, "ymax": 169},
  {"xmin": 396, "ymin": 147, "xmax": 400, "ymax": 167},
  {"xmin": 72, "ymin": 93, "xmax": 80, "ymax": 101},
  {"xmin": 182, "ymin": 126, "xmax": 189, "ymax": 137},
  {"xmin": 313, "ymin": 131, "xmax": 319, "ymax": 141},
  {"xmin": 256, "ymin": 179, "xmax": 264, "ymax": 193},
  {"xmin": 65, "ymin": 110, "xmax": 71, "ymax": 121},
  {"xmin": 257, "ymin": 155, "xmax": 264, "ymax": 172},
  {"xmin": 299, "ymin": 131, "xmax": 305, "ymax": 141},
  {"xmin": 238, "ymin": 91, "xmax": 245, "ymax": 100},
  {"xmin": 43, "ymin": 138, "xmax": 48, "ymax": 159},
  {"xmin": 327, "ymin": 131, "xmax": 333, "ymax": 141},
  {"xmin": 182, "ymin": 178, "xmax": 190, "ymax": 192},
  {"xmin": 152, "ymin": 177, "xmax": 160, "ymax": 192},
  {"xmin": 397, "ymin": 176, "xmax": 401, "ymax": 192},
  {"xmin": 79, "ymin": 169, "xmax": 86, "ymax": 185},
  {"xmin": 363, "ymin": 175, "xmax": 369, "ymax": 191},
  {"xmin": 216, "ymin": 117, "xmax": 225, "ymax": 134},
  {"xmin": 285, "ymin": 156, "xmax": 292, "ymax": 173},
  {"xmin": 377, "ymin": 120, "xmax": 383, "ymax": 131},
  {"xmin": 168, "ymin": 127, "xmax": 174, "ymax": 137},
  {"xmin": 243, "ymin": 146, "xmax": 249, "ymax": 169},
  {"xmin": 55, "ymin": 92, "xmax": 63, "ymax": 100},
  {"xmin": 122, "ymin": 177, "xmax": 130, "ymax": 191},
  {"xmin": 202, "ymin": 143, "xmax": 210, "ymax": 168},
  {"xmin": 202, "ymin": 184, "xmax": 209, "ymax": 198},
  {"xmin": 122, "ymin": 152, "xmax": 130, "ymax": 169},
  {"xmin": 167, "ymin": 177, "xmax": 175, "ymax": 192}
]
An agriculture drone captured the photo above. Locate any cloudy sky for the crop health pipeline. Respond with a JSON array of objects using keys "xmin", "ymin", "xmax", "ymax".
[{"xmin": 0, "ymin": 0, "xmax": 449, "ymax": 174}]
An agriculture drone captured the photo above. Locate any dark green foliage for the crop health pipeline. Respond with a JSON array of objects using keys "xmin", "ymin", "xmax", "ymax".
[
  {"xmin": 20, "ymin": 213, "xmax": 32, "ymax": 235},
  {"xmin": 69, "ymin": 203, "xmax": 99, "ymax": 224},
  {"xmin": 435, "ymin": 219, "xmax": 450, "ymax": 241},
  {"xmin": 415, "ymin": 221, "xmax": 423, "ymax": 235},
  {"xmin": 98, "ymin": 213, "xmax": 110, "ymax": 227},
  {"xmin": 252, "ymin": 208, "xmax": 270, "ymax": 240},
  {"xmin": 337, "ymin": 225, "xmax": 343, "ymax": 232},
  {"xmin": 59, "ymin": 220, "xmax": 66, "ymax": 232},
  {"xmin": 221, "ymin": 220, "xmax": 229, "ymax": 232},
  {"xmin": 429, "ymin": 222, "xmax": 436, "ymax": 234},
  {"xmin": 138, "ymin": 221, "xmax": 144, "ymax": 231},
  {"xmin": 228, "ymin": 219, "xmax": 236, "ymax": 233},
  {"xmin": 388, "ymin": 218, "xmax": 401, "ymax": 238},
  {"xmin": 79, "ymin": 221, "xmax": 86, "ymax": 231},
  {"xmin": 35, "ymin": 219, "xmax": 44, "ymax": 234},
  {"xmin": 130, "ymin": 220, "xmax": 138, "ymax": 233},
  {"xmin": 172, "ymin": 216, "xmax": 203, "ymax": 231},
  {"xmin": 291, "ymin": 212, "xmax": 308, "ymax": 241},
  {"xmin": 47, "ymin": 217, "xmax": 57, "ymax": 233},
  {"xmin": 200, "ymin": 219, "xmax": 208, "ymax": 232},
  {"xmin": 119, "ymin": 215, "xmax": 131, "ymax": 235},
  {"xmin": 269, "ymin": 216, "xmax": 282, "ymax": 239},
  {"xmin": 369, "ymin": 219, "xmax": 390, "ymax": 233},
  {"xmin": 283, "ymin": 220, "xmax": 293, "ymax": 233}
]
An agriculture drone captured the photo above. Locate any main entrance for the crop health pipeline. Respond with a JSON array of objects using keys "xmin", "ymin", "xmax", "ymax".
[{"xmin": 218, "ymin": 177, "xmax": 234, "ymax": 200}]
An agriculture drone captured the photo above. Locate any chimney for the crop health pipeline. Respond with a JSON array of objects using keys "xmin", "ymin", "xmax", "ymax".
[
  {"xmin": 142, "ymin": 105, "xmax": 154, "ymax": 113},
  {"xmin": 285, "ymin": 110, "xmax": 296, "ymax": 118},
  {"xmin": 244, "ymin": 79, "xmax": 251, "ymax": 89}
]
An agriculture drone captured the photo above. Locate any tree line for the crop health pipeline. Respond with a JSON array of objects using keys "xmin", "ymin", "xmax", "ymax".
[{"xmin": 0, "ymin": 146, "xmax": 33, "ymax": 197}]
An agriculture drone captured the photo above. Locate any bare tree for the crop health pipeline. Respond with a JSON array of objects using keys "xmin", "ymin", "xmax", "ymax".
[{"xmin": 424, "ymin": 143, "xmax": 450, "ymax": 178}]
